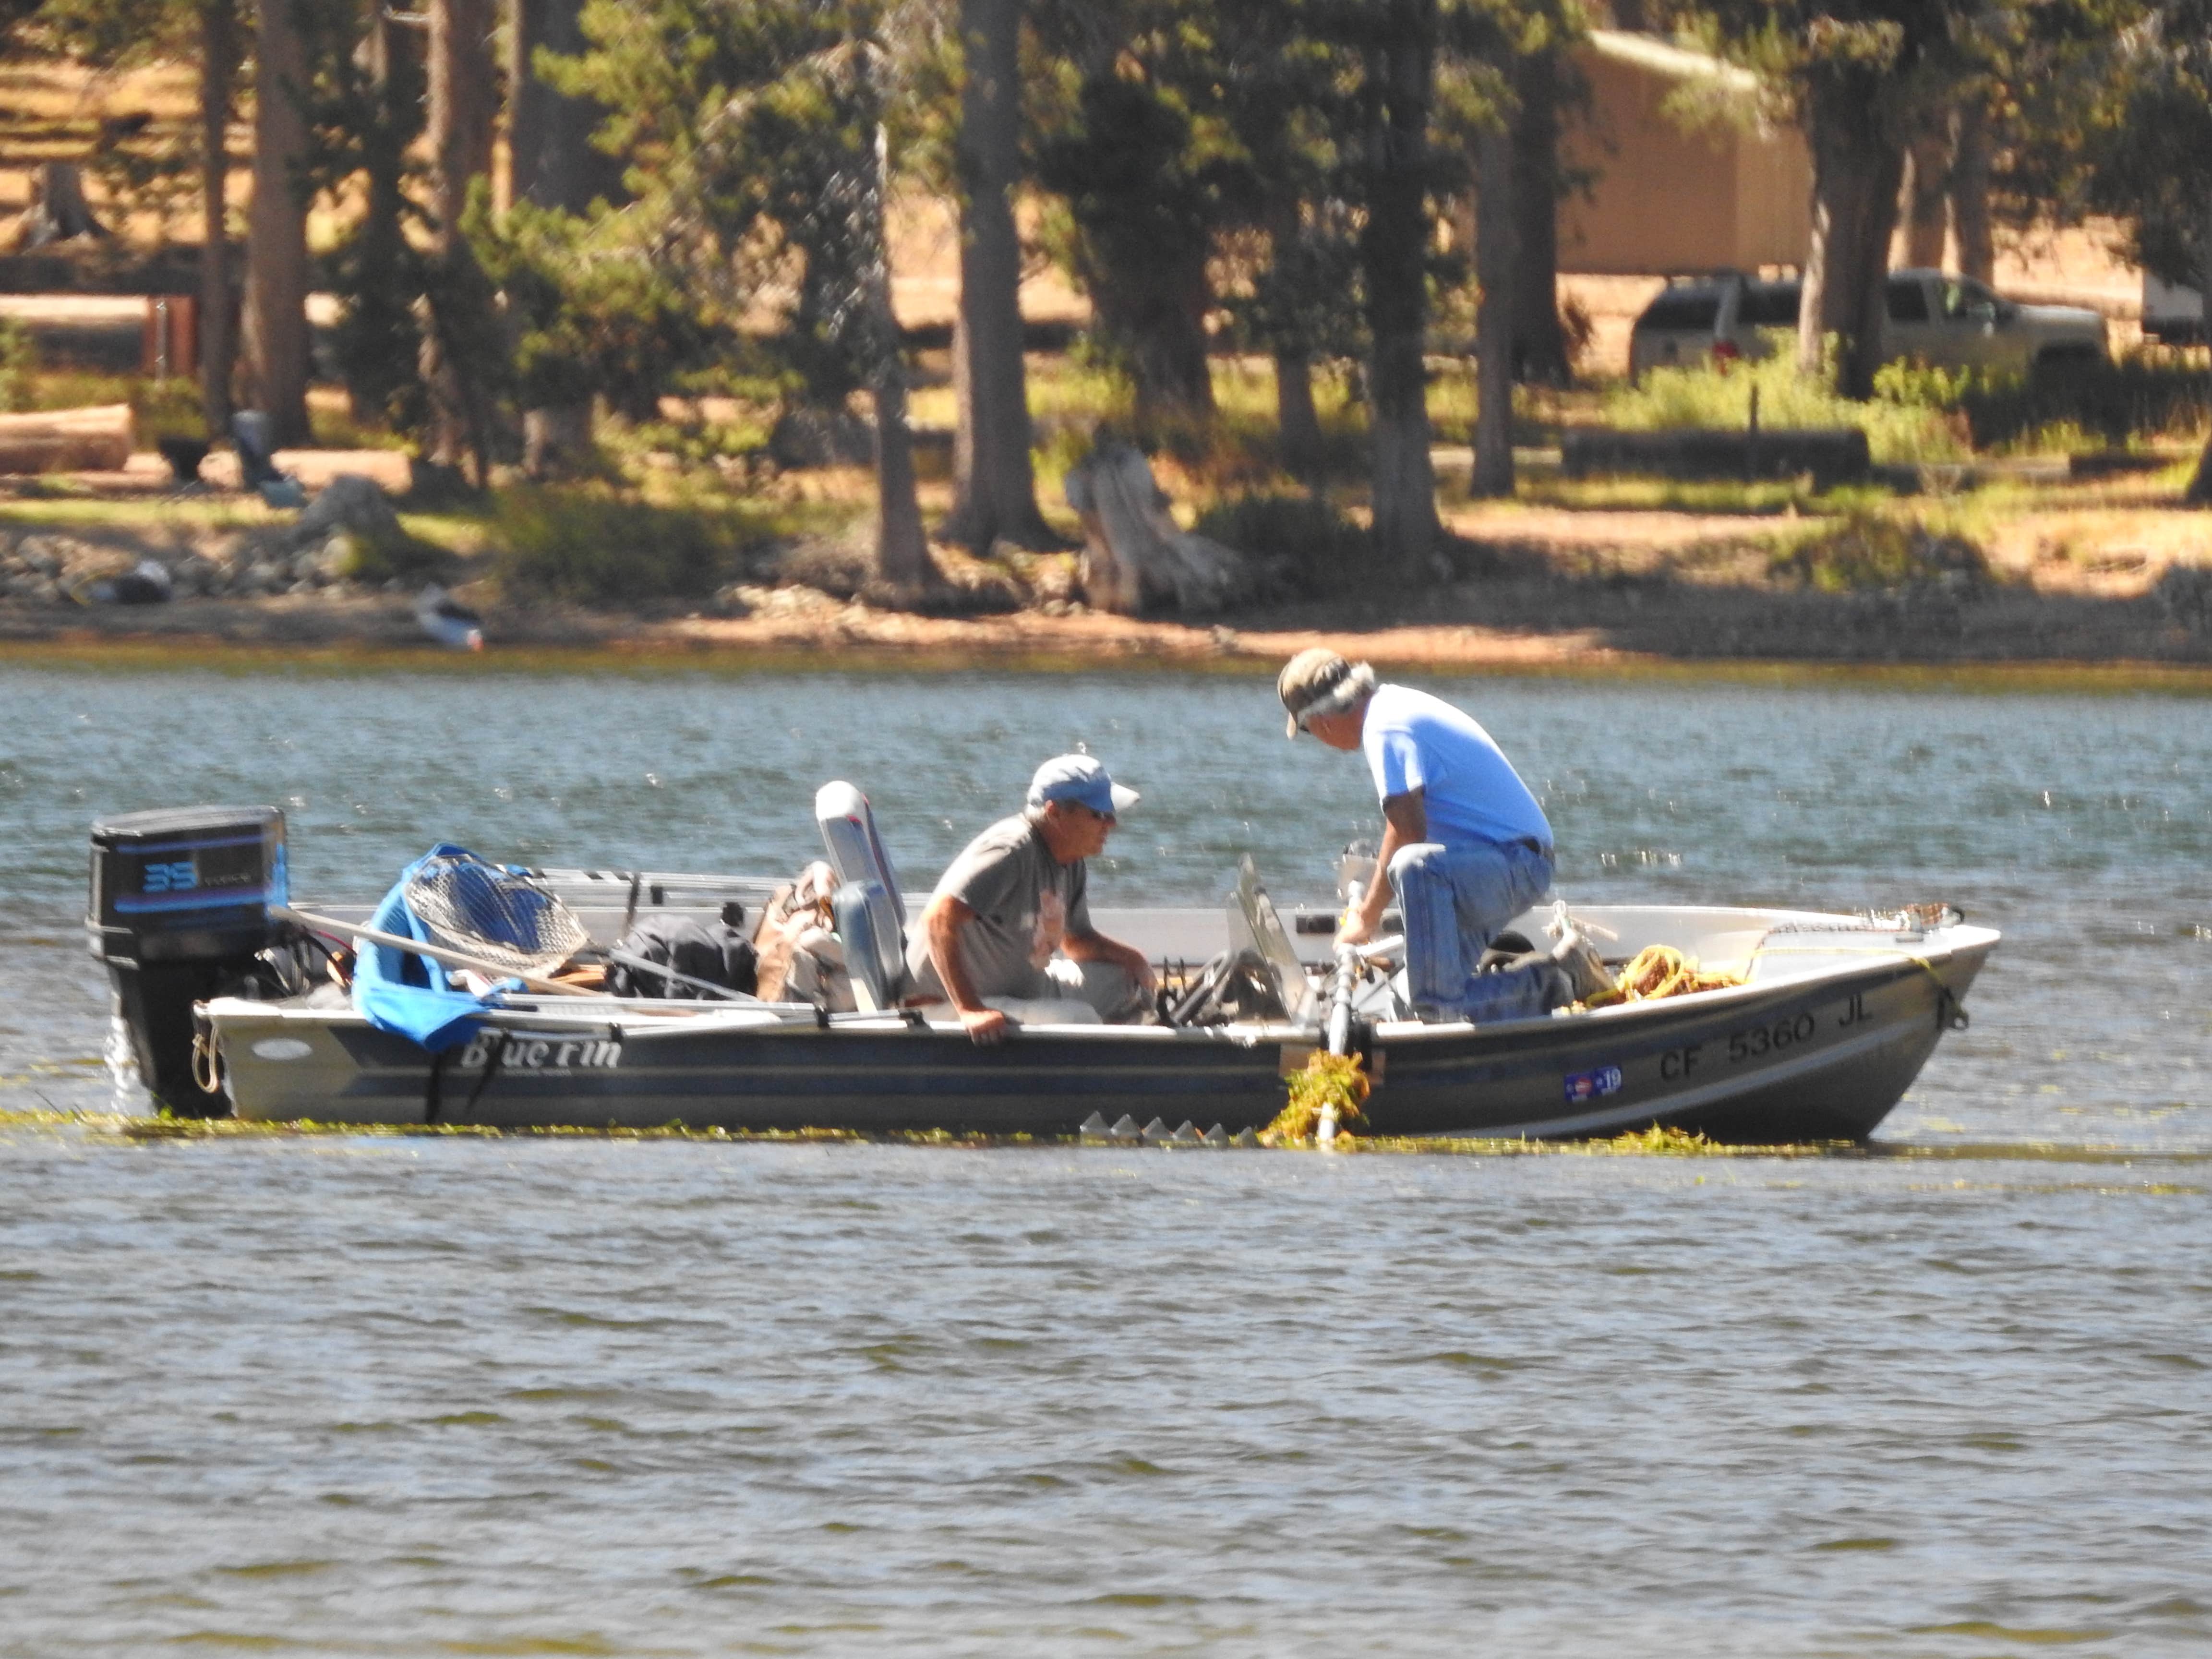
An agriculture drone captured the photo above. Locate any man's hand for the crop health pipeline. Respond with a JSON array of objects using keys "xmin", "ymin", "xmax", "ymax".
[
  {"xmin": 960, "ymin": 1005, "xmax": 1010, "ymax": 1047},
  {"xmin": 1121, "ymin": 943, "xmax": 1158, "ymax": 999},
  {"xmin": 1336, "ymin": 912, "xmax": 1375, "ymax": 947}
]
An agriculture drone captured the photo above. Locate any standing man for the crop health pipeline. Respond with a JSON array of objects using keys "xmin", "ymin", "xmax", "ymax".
[
  {"xmin": 909, "ymin": 755, "xmax": 1158, "ymax": 1046},
  {"xmin": 1277, "ymin": 649, "xmax": 1606, "ymax": 1022}
]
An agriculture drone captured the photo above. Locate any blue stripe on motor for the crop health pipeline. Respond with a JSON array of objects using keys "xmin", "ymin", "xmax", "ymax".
[{"xmin": 114, "ymin": 887, "xmax": 271, "ymax": 914}]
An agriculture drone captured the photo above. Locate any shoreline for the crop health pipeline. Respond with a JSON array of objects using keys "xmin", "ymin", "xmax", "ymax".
[{"xmin": 5, "ymin": 597, "xmax": 2212, "ymax": 692}]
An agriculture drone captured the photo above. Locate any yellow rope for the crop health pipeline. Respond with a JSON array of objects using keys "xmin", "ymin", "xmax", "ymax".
[{"xmin": 1579, "ymin": 943, "xmax": 1745, "ymax": 1011}]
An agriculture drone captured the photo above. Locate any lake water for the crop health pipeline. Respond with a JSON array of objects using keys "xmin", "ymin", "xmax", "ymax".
[{"xmin": 1, "ymin": 664, "xmax": 2207, "ymax": 1654}]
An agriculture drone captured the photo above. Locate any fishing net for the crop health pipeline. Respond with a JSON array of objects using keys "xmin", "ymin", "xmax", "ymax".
[{"xmin": 403, "ymin": 852, "xmax": 589, "ymax": 978}]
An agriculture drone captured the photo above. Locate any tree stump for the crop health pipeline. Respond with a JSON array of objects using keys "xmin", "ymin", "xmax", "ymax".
[
  {"xmin": 1062, "ymin": 440, "xmax": 1251, "ymax": 615},
  {"xmin": 15, "ymin": 163, "xmax": 109, "ymax": 248}
]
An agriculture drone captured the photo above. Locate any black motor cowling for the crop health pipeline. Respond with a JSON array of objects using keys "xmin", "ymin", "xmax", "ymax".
[{"xmin": 87, "ymin": 805, "xmax": 286, "ymax": 1115}]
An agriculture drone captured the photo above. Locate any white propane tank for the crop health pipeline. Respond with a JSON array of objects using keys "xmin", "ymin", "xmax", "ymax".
[
  {"xmin": 815, "ymin": 782, "xmax": 909, "ymax": 1008},
  {"xmin": 815, "ymin": 781, "xmax": 904, "ymax": 912}
]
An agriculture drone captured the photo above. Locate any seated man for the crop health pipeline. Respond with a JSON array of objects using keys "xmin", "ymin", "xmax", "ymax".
[
  {"xmin": 1277, "ymin": 649, "xmax": 1607, "ymax": 1022},
  {"xmin": 908, "ymin": 755, "xmax": 1157, "ymax": 1046}
]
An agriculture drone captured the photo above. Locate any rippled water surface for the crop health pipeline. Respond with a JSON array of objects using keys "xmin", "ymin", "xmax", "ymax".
[{"xmin": 2, "ymin": 664, "xmax": 2208, "ymax": 1654}]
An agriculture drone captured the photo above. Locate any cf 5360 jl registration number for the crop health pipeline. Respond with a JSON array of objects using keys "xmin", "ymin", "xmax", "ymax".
[{"xmin": 1659, "ymin": 991, "xmax": 1872, "ymax": 1079}]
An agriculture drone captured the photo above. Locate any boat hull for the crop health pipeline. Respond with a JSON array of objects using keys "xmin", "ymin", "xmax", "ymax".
[{"xmin": 207, "ymin": 922, "xmax": 1994, "ymax": 1142}]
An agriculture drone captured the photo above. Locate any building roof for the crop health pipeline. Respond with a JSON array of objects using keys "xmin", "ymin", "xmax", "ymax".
[{"xmin": 1584, "ymin": 29, "xmax": 1762, "ymax": 94}]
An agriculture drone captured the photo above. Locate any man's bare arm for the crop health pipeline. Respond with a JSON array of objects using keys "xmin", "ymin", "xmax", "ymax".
[
  {"xmin": 922, "ymin": 893, "xmax": 1009, "ymax": 1045},
  {"xmin": 1062, "ymin": 926, "xmax": 1157, "ymax": 995},
  {"xmin": 1343, "ymin": 788, "xmax": 1425, "ymax": 943}
]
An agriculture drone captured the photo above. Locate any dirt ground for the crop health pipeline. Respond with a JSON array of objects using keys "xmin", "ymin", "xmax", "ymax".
[
  {"xmin": 2, "ymin": 516, "xmax": 2204, "ymax": 680},
  {"xmin": 2, "ymin": 436, "xmax": 2207, "ymax": 676}
]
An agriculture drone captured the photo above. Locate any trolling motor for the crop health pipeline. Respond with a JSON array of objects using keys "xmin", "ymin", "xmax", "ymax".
[{"xmin": 87, "ymin": 806, "xmax": 286, "ymax": 1115}]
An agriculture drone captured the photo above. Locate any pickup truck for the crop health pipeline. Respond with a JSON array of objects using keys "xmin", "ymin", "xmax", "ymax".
[
  {"xmin": 2143, "ymin": 273, "xmax": 2204, "ymax": 344},
  {"xmin": 1629, "ymin": 268, "xmax": 2108, "ymax": 379}
]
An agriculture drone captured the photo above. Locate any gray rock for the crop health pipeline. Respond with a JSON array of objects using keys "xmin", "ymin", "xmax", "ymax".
[
  {"xmin": 289, "ymin": 474, "xmax": 405, "ymax": 553},
  {"xmin": 2156, "ymin": 562, "xmax": 2212, "ymax": 637}
]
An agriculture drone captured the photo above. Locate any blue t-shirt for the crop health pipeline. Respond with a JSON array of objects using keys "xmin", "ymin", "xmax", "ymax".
[{"xmin": 1360, "ymin": 684, "xmax": 1552, "ymax": 852}]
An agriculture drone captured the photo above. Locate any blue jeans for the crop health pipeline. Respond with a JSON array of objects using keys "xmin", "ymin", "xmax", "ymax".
[{"xmin": 1390, "ymin": 839, "xmax": 1555, "ymax": 1021}]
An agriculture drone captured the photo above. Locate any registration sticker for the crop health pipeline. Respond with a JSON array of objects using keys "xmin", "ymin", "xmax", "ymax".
[{"xmin": 1563, "ymin": 1065, "xmax": 1623, "ymax": 1105}]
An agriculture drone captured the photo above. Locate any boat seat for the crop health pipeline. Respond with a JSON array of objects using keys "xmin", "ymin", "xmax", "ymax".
[{"xmin": 816, "ymin": 782, "xmax": 910, "ymax": 1011}]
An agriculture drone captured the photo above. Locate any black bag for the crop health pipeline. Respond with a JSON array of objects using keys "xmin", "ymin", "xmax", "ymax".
[{"xmin": 608, "ymin": 908, "xmax": 758, "ymax": 1000}]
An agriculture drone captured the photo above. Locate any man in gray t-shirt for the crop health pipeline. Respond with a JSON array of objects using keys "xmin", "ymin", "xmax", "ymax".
[{"xmin": 908, "ymin": 755, "xmax": 1156, "ymax": 1046}]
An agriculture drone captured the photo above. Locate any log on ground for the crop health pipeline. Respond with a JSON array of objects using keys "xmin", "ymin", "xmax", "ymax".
[
  {"xmin": 0, "ymin": 403, "xmax": 134, "ymax": 473},
  {"xmin": 1563, "ymin": 428, "xmax": 1871, "ymax": 489}
]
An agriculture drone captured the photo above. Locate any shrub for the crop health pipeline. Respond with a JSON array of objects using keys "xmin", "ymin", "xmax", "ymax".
[
  {"xmin": 1874, "ymin": 350, "xmax": 2209, "ymax": 452},
  {"xmin": 1195, "ymin": 491, "xmax": 1369, "ymax": 595},
  {"xmin": 1607, "ymin": 337, "xmax": 1963, "ymax": 464},
  {"xmin": 489, "ymin": 486, "xmax": 736, "ymax": 605},
  {"xmin": 1769, "ymin": 512, "xmax": 1992, "ymax": 594},
  {"xmin": 469, "ymin": 196, "xmax": 717, "ymax": 423},
  {"xmin": 0, "ymin": 320, "xmax": 33, "ymax": 412}
]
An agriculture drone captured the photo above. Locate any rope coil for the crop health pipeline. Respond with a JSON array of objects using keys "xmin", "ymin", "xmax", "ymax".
[{"xmin": 1580, "ymin": 944, "xmax": 1745, "ymax": 1010}]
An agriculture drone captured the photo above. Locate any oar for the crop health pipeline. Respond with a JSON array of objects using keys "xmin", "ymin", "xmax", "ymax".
[
  {"xmin": 275, "ymin": 905, "xmax": 595, "ymax": 998},
  {"xmin": 1318, "ymin": 940, "xmax": 1360, "ymax": 1145}
]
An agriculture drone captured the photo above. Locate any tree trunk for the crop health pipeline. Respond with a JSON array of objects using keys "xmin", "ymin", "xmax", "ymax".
[
  {"xmin": 864, "ymin": 121, "xmax": 929, "ymax": 592},
  {"xmin": 197, "ymin": 0, "xmax": 239, "ymax": 438},
  {"xmin": 1949, "ymin": 98, "xmax": 1994, "ymax": 284},
  {"xmin": 508, "ymin": 0, "xmax": 624, "ymax": 213},
  {"xmin": 943, "ymin": 0, "xmax": 1054, "ymax": 551},
  {"xmin": 421, "ymin": 0, "xmax": 500, "ymax": 481},
  {"xmin": 1510, "ymin": 48, "xmax": 1568, "ymax": 386},
  {"xmin": 2185, "ymin": 195, "xmax": 2212, "ymax": 505},
  {"xmin": 1362, "ymin": 0, "xmax": 1442, "ymax": 577},
  {"xmin": 1090, "ymin": 245, "xmax": 1214, "ymax": 423},
  {"xmin": 509, "ymin": 0, "xmax": 614, "ymax": 476},
  {"xmin": 1262, "ymin": 192, "xmax": 1322, "ymax": 479},
  {"xmin": 345, "ymin": 0, "xmax": 415, "ymax": 426},
  {"xmin": 1274, "ymin": 347, "xmax": 1322, "ymax": 480},
  {"xmin": 1797, "ymin": 76, "xmax": 1905, "ymax": 400},
  {"xmin": 1473, "ymin": 121, "xmax": 1517, "ymax": 499},
  {"xmin": 1901, "ymin": 127, "xmax": 1948, "ymax": 269},
  {"xmin": 240, "ymin": 0, "xmax": 312, "ymax": 446}
]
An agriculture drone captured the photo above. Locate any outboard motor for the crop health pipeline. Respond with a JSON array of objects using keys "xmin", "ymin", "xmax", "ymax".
[{"xmin": 87, "ymin": 805, "xmax": 285, "ymax": 1115}]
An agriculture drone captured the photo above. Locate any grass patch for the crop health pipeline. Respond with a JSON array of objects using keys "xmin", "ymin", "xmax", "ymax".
[
  {"xmin": 1193, "ymin": 490, "xmax": 1370, "ymax": 594},
  {"xmin": 1768, "ymin": 510, "xmax": 1993, "ymax": 594},
  {"xmin": 485, "ymin": 480, "xmax": 850, "ymax": 606},
  {"xmin": 488, "ymin": 487, "xmax": 734, "ymax": 605},
  {"xmin": 1874, "ymin": 349, "xmax": 2210, "ymax": 454},
  {"xmin": 1606, "ymin": 344, "xmax": 1963, "ymax": 464}
]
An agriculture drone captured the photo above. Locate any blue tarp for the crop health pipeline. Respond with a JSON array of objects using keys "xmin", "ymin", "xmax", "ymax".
[{"xmin": 350, "ymin": 843, "xmax": 501, "ymax": 1053}]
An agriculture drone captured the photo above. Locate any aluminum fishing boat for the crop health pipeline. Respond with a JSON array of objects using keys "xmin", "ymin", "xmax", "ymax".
[{"xmin": 90, "ymin": 805, "xmax": 1999, "ymax": 1142}]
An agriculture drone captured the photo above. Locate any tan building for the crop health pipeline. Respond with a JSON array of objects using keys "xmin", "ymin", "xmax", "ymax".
[{"xmin": 1559, "ymin": 31, "xmax": 1812, "ymax": 276}]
